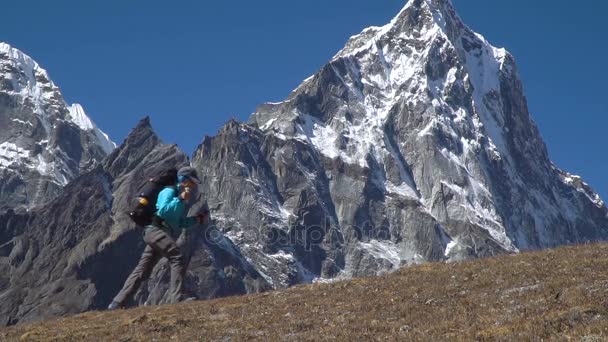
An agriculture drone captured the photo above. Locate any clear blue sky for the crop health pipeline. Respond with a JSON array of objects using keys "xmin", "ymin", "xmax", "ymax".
[{"xmin": 3, "ymin": 0, "xmax": 607, "ymax": 199}]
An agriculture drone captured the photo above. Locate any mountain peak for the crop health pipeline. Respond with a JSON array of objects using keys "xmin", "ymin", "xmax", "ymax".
[
  {"xmin": 121, "ymin": 116, "xmax": 159, "ymax": 149},
  {"xmin": 0, "ymin": 42, "xmax": 54, "ymax": 102},
  {"xmin": 120, "ymin": 116, "xmax": 156, "ymax": 145},
  {"xmin": 392, "ymin": 0, "xmax": 457, "ymax": 27},
  {"xmin": 135, "ymin": 116, "xmax": 152, "ymax": 130},
  {"xmin": 102, "ymin": 116, "xmax": 162, "ymax": 177},
  {"xmin": 334, "ymin": 0, "xmax": 462, "ymax": 60},
  {"xmin": 67, "ymin": 104, "xmax": 116, "ymax": 154},
  {"xmin": 0, "ymin": 42, "xmax": 40, "ymax": 71},
  {"xmin": 67, "ymin": 103, "xmax": 94, "ymax": 130}
]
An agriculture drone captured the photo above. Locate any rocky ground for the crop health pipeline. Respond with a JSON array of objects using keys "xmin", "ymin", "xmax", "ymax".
[{"xmin": 4, "ymin": 242, "xmax": 608, "ymax": 341}]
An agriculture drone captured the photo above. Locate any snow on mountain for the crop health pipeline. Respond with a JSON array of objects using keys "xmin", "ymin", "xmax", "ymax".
[
  {"xmin": 0, "ymin": 142, "xmax": 30, "ymax": 168},
  {"xmin": 68, "ymin": 103, "xmax": 116, "ymax": 154},
  {"xmin": 67, "ymin": 103, "xmax": 95, "ymax": 130}
]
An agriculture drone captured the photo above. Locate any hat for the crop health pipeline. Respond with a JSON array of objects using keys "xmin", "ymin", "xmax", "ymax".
[{"xmin": 177, "ymin": 166, "xmax": 201, "ymax": 184}]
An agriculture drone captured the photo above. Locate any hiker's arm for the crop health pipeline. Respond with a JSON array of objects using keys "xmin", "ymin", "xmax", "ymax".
[{"xmin": 156, "ymin": 188, "xmax": 187, "ymax": 226}]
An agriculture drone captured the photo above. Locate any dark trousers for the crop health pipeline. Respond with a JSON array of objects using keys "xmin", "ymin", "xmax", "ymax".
[{"xmin": 113, "ymin": 225, "xmax": 186, "ymax": 305}]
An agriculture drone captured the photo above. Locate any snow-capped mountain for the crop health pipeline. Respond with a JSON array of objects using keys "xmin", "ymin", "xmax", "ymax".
[
  {"xmin": 199, "ymin": 0, "xmax": 607, "ymax": 285},
  {"xmin": 0, "ymin": 42, "xmax": 115, "ymax": 210}
]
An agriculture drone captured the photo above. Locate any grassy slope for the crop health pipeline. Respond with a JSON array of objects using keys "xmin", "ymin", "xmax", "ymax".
[{"xmin": 3, "ymin": 243, "xmax": 608, "ymax": 341}]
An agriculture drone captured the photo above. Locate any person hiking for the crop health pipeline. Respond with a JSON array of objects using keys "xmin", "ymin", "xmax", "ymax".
[{"xmin": 108, "ymin": 166, "xmax": 208, "ymax": 310}]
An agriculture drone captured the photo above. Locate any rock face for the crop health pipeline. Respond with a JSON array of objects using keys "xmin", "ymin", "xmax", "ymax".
[
  {"xmin": 195, "ymin": 0, "xmax": 608, "ymax": 286},
  {"xmin": 0, "ymin": 42, "xmax": 115, "ymax": 211},
  {"xmin": 0, "ymin": 118, "xmax": 270, "ymax": 326},
  {"xmin": 1, "ymin": 0, "xmax": 607, "ymax": 327}
]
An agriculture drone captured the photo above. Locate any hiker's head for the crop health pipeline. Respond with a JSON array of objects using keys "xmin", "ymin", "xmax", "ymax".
[{"xmin": 177, "ymin": 166, "xmax": 200, "ymax": 188}]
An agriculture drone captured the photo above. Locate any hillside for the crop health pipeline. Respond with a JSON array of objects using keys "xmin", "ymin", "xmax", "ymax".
[{"xmin": 3, "ymin": 243, "xmax": 608, "ymax": 341}]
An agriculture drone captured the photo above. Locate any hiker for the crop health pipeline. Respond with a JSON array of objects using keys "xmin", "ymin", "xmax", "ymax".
[{"xmin": 108, "ymin": 166, "xmax": 209, "ymax": 310}]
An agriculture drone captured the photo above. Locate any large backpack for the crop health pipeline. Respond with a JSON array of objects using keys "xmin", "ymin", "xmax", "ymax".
[{"xmin": 128, "ymin": 168, "xmax": 178, "ymax": 226}]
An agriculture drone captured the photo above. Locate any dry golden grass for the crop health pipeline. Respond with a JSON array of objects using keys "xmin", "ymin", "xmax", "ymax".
[{"xmin": 4, "ymin": 243, "xmax": 608, "ymax": 341}]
